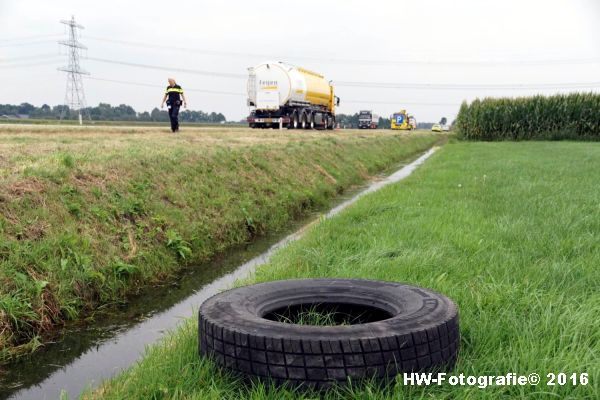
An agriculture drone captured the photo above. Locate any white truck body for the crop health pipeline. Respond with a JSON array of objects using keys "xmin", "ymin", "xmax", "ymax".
[{"xmin": 247, "ymin": 61, "xmax": 332, "ymax": 111}]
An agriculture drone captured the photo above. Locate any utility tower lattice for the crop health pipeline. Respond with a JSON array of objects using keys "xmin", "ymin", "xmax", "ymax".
[{"xmin": 59, "ymin": 16, "xmax": 90, "ymax": 124}]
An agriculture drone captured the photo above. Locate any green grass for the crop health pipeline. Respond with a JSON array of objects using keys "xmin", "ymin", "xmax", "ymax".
[
  {"xmin": 87, "ymin": 141, "xmax": 600, "ymax": 399},
  {"xmin": 0, "ymin": 126, "xmax": 439, "ymax": 361},
  {"xmin": 268, "ymin": 304, "xmax": 363, "ymax": 326}
]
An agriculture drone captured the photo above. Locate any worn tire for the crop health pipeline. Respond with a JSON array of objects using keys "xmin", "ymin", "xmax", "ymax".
[
  {"xmin": 199, "ymin": 279, "xmax": 459, "ymax": 390},
  {"xmin": 327, "ymin": 116, "xmax": 336, "ymax": 130},
  {"xmin": 300, "ymin": 112, "xmax": 308, "ymax": 129},
  {"xmin": 288, "ymin": 111, "xmax": 298, "ymax": 129}
]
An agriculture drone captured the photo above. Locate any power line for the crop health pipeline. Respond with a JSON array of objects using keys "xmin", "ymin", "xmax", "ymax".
[
  {"xmin": 5, "ymin": 34, "xmax": 596, "ymax": 67},
  {"xmin": 0, "ymin": 59, "xmax": 62, "ymax": 69},
  {"xmin": 87, "ymin": 57, "xmax": 246, "ymax": 79},
  {"xmin": 0, "ymin": 53, "xmax": 62, "ymax": 63},
  {"xmin": 0, "ymin": 33, "xmax": 62, "ymax": 42},
  {"xmin": 0, "ymin": 40, "xmax": 59, "ymax": 48},
  {"xmin": 337, "ymin": 80, "xmax": 600, "ymax": 90},
  {"xmin": 85, "ymin": 76, "xmax": 461, "ymax": 107},
  {"xmin": 85, "ymin": 35, "xmax": 600, "ymax": 67},
  {"xmin": 85, "ymin": 76, "xmax": 245, "ymax": 96},
  {"xmin": 343, "ymin": 99, "xmax": 459, "ymax": 106},
  {"xmin": 84, "ymin": 57, "xmax": 600, "ymax": 91}
]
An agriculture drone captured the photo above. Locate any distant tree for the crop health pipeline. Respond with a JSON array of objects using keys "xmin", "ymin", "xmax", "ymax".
[
  {"xmin": 440, "ymin": 117, "xmax": 448, "ymax": 125},
  {"xmin": 150, "ymin": 107, "xmax": 169, "ymax": 122},
  {"xmin": 18, "ymin": 103, "xmax": 35, "ymax": 114},
  {"xmin": 52, "ymin": 105, "xmax": 70, "ymax": 119},
  {"xmin": 115, "ymin": 104, "xmax": 137, "ymax": 121},
  {"xmin": 378, "ymin": 117, "xmax": 390, "ymax": 129},
  {"xmin": 138, "ymin": 111, "xmax": 151, "ymax": 121},
  {"xmin": 336, "ymin": 113, "xmax": 359, "ymax": 128}
]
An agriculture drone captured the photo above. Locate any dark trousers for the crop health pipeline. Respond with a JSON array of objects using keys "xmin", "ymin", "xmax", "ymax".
[{"xmin": 168, "ymin": 103, "xmax": 180, "ymax": 131}]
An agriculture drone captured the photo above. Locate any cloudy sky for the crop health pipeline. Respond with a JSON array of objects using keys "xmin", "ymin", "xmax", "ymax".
[{"xmin": 1, "ymin": 0, "xmax": 599, "ymax": 122}]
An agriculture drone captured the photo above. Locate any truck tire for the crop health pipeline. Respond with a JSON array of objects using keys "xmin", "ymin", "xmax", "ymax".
[
  {"xmin": 289, "ymin": 112, "xmax": 299, "ymax": 129},
  {"xmin": 199, "ymin": 279, "xmax": 459, "ymax": 390},
  {"xmin": 309, "ymin": 113, "xmax": 316, "ymax": 130},
  {"xmin": 300, "ymin": 112, "xmax": 308, "ymax": 130},
  {"xmin": 327, "ymin": 116, "xmax": 335, "ymax": 130}
]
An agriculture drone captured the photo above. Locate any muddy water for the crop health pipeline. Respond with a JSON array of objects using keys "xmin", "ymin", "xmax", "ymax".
[{"xmin": 3, "ymin": 147, "xmax": 437, "ymax": 400}]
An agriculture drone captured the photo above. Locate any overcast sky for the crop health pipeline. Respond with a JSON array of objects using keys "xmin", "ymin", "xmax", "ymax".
[{"xmin": 1, "ymin": 0, "xmax": 599, "ymax": 122}]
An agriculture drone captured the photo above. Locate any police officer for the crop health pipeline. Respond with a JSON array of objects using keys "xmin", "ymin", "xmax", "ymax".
[{"xmin": 161, "ymin": 78, "xmax": 187, "ymax": 132}]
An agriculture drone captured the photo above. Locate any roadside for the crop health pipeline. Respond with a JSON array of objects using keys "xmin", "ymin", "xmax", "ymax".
[{"xmin": 87, "ymin": 141, "xmax": 600, "ymax": 399}]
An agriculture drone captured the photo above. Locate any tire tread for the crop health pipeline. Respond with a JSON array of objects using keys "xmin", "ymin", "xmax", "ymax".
[{"xmin": 200, "ymin": 311, "xmax": 459, "ymax": 389}]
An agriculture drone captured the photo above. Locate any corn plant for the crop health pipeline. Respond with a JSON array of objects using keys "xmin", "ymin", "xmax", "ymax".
[{"xmin": 456, "ymin": 92, "xmax": 600, "ymax": 141}]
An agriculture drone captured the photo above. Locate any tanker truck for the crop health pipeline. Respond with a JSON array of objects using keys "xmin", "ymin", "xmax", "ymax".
[{"xmin": 246, "ymin": 61, "xmax": 340, "ymax": 129}]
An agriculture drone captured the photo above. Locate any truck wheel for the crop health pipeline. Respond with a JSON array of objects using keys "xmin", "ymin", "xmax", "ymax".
[
  {"xmin": 327, "ymin": 116, "xmax": 335, "ymax": 130},
  {"xmin": 300, "ymin": 112, "xmax": 308, "ymax": 129},
  {"xmin": 289, "ymin": 112, "xmax": 299, "ymax": 130},
  {"xmin": 199, "ymin": 279, "xmax": 459, "ymax": 390},
  {"xmin": 309, "ymin": 113, "xmax": 315, "ymax": 130}
]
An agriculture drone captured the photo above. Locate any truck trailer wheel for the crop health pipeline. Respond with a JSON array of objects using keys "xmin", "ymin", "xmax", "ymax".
[
  {"xmin": 327, "ymin": 116, "xmax": 335, "ymax": 130},
  {"xmin": 309, "ymin": 113, "xmax": 316, "ymax": 130},
  {"xmin": 199, "ymin": 279, "xmax": 459, "ymax": 390},
  {"xmin": 304, "ymin": 112, "xmax": 313, "ymax": 130},
  {"xmin": 289, "ymin": 112, "xmax": 299, "ymax": 129},
  {"xmin": 299, "ymin": 112, "xmax": 308, "ymax": 129}
]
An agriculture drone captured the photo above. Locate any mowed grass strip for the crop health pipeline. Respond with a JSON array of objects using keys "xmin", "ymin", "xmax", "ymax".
[
  {"xmin": 0, "ymin": 126, "xmax": 438, "ymax": 360},
  {"xmin": 88, "ymin": 141, "xmax": 600, "ymax": 399}
]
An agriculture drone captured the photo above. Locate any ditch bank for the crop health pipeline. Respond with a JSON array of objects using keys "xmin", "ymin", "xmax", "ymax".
[
  {"xmin": 0, "ymin": 131, "xmax": 439, "ymax": 363},
  {"xmin": 4, "ymin": 144, "xmax": 439, "ymax": 400}
]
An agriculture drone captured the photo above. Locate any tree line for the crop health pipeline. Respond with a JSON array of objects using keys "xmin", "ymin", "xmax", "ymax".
[{"xmin": 0, "ymin": 103, "xmax": 227, "ymax": 123}]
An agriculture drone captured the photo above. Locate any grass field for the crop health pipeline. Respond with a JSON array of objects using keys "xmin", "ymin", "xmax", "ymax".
[
  {"xmin": 87, "ymin": 141, "xmax": 600, "ymax": 399},
  {"xmin": 0, "ymin": 125, "xmax": 439, "ymax": 361}
]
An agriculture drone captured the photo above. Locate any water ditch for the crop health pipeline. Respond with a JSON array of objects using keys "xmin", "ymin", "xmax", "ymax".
[{"xmin": 3, "ymin": 147, "xmax": 437, "ymax": 400}]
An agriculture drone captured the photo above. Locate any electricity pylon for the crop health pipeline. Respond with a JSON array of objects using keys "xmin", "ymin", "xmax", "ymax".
[{"xmin": 58, "ymin": 16, "xmax": 90, "ymax": 124}]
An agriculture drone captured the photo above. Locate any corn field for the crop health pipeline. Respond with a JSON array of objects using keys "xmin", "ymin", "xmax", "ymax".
[{"xmin": 456, "ymin": 92, "xmax": 600, "ymax": 140}]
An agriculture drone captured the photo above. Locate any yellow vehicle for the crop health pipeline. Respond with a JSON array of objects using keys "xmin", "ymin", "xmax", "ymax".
[
  {"xmin": 390, "ymin": 110, "xmax": 413, "ymax": 130},
  {"xmin": 432, "ymin": 124, "xmax": 443, "ymax": 132}
]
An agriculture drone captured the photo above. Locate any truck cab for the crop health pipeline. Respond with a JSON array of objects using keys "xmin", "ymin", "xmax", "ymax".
[
  {"xmin": 390, "ymin": 110, "xmax": 413, "ymax": 130},
  {"xmin": 358, "ymin": 110, "xmax": 379, "ymax": 129}
]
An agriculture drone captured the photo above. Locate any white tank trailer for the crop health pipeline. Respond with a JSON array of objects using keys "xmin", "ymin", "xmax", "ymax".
[{"xmin": 246, "ymin": 61, "xmax": 340, "ymax": 129}]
